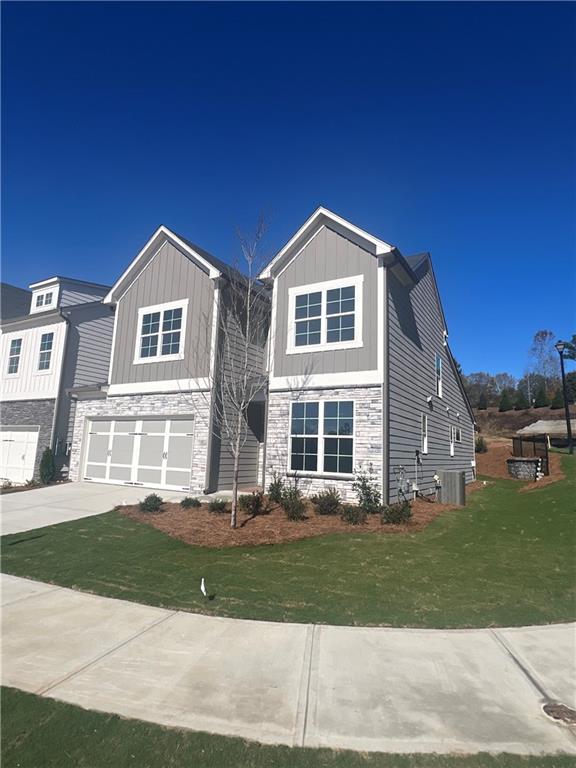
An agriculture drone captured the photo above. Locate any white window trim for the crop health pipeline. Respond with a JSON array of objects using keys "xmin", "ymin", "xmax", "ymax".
[
  {"xmin": 30, "ymin": 286, "xmax": 59, "ymax": 314},
  {"xmin": 133, "ymin": 299, "xmax": 189, "ymax": 365},
  {"xmin": 421, "ymin": 413, "xmax": 428, "ymax": 454},
  {"xmin": 449, "ymin": 425, "xmax": 455, "ymax": 457},
  {"xmin": 36, "ymin": 332, "xmax": 55, "ymax": 375},
  {"xmin": 286, "ymin": 275, "xmax": 364, "ymax": 355},
  {"xmin": 435, "ymin": 353, "xmax": 443, "ymax": 398},
  {"xmin": 286, "ymin": 399, "xmax": 356, "ymax": 478},
  {"xmin": 6, "ymin": 338, "xmax": 23, "ymax": 378}
]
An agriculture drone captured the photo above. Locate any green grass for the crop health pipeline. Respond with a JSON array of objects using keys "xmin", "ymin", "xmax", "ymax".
[
  {"xmin": 3, "ymin": 688, "xmax": 574, "ymax": 768},
  {"xmin": 2, "ymin": 455, "xmax": 575, "ymax": 628}
]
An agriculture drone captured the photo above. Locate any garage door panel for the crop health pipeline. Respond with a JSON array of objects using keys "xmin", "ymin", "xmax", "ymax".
[
  {"xmin": 114, "ymin": 421, "xmax": 137, "ymax": 433},
  {"xmin": 138, "ymin": 435, "xmax": 165, "ymax": 467},
  {"xmin": 137, "ymin": 468, "xmax": 162, "ymax": 484},
  {"xmin": 169, "ymin": 420, "xmax": 194, "ymax": 434},
  {"xmin": 165, "ymin": 470, "xmax": 191, "ymax": 487},
  {"xmin": 141, "ymin": 420, "xmax": 165, "ymax": 433},
  {"xmin": 0, "ymin": 429, "xmax": 39, "ymax": 484},
  {"xmin": 87, "ymin": 434, "xmax": 109, "ymax": 463},
  {"xmin": 109, "ymin": 466, "xmax": 132, "ymax": 482},
  {"xmin": 85, "ymin": 464, "xmax": 107, "ymax": 479},
  {"xmin": 110, "ymin": 435, "xmax": 134, "ymax": 465},
  {"xmin": 167, "ymin": 435, "xmax": 193, "ymax": 469}
]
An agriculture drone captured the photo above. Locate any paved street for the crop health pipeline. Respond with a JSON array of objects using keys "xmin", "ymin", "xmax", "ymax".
[{"xmin": 2, "ymin": 573, "xmax": 575, "ymax": 755}]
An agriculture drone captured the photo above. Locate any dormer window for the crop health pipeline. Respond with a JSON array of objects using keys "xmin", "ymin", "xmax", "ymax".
[
  {"xmin": 287, "ymin": 275, "xmax": 363, "ymax": 354},
  {"xmin": 134, "ymin": 299, "xmax": 188, "ymax": 364},
  {"xmin": 31, "ymin": 288, "xmax": 57, "ymax": 313}
]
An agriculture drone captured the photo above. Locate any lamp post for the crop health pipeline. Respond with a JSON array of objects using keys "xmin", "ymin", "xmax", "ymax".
[{"xmin": 555, "ymin": 341, "xmax": 573, "ymax": 454}]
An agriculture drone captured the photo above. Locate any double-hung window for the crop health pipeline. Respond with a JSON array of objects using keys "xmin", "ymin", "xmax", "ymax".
[
  {"xmin": 421, "ymin": 413, "xmax": 428, "ymax": 454},
  {"xmin": 135, "ymin": 300, "xmax": 188, "ymax": 363},
  {"xmin": 449, "ymin": 425, "xmax": 456, "ymax": 457},
  {"xmin": 288, "ymin": 275, "xmax": 363, "ymax": 353},
  {"xmin": 289, "ymin": 400, "xmax": 354, "ymax": 475},
  {"xmin": 38, "ymin": 332, "xmax": 54, "ymax": 371},
  {"xmin": 7, "ymin": 338, "xmax": 22, "ymax": 375},
  {"xmin": 435, "ymin": 353, "xmax": 443, "ymax": 397}
]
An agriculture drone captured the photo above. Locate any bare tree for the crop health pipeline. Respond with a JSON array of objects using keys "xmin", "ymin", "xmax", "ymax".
[{"xmin": 528, "ymin": 329, "xmax": 559, "ymax": 390}]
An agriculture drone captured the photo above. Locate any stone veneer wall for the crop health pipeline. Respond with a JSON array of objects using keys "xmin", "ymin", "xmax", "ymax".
[
  {"xmin": 1, "ymin": 399, "xmax": 56, "ymax": 479},
  {"xmin": 265, "ymin": 386, "xmax": 382, "ymax": 502},
  {"xmin": 69, "ymin": 391, "xmax": 213, "ymax": 494}
]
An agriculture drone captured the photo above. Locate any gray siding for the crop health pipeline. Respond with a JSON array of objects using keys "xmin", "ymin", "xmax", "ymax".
[
  {"xmin": 110, "ymin": 241, "xmax": 215, "ymax": 385},
  {"xmin": 273, "ymin": 226, "xmax": 378, "ymax": 377},
  {"xmin": 211, "ymin": 283, "xmax": 269, "ymax": 490},
  {"xmin": 387, "ymin": 261, "xmax": 475, "ymax": 501},
  {"xmin": 59, "ymin": 281, "xmax": 108, "ymax": 307}
]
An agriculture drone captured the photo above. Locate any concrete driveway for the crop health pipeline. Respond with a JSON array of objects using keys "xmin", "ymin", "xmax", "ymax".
[
  {"xmin": 2, "ymin": 573, "xmax": 575, "ymax": 756},
  {"xmin": 0, "ymin": 482, "xmax": 188, "ymax": 535}
]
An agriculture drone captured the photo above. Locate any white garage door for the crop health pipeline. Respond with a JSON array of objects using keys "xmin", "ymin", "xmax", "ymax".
[
  {"xmin": 0, "ymin": 427, "xmax": 40, "ymax": 484},
  {"xmin": 83, "ymin": 418, "xmax": 195, "ymax": 491}
]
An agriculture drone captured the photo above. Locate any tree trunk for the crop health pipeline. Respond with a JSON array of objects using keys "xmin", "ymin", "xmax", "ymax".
[{"xmin": 230, "ymin": 411, "xmax": 244, "ymax": 529}]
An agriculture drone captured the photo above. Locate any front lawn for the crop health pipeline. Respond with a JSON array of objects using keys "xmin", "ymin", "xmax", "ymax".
[
  {"xmin": 2, "ymin": 455, "xmax": 575, "ymax": 628},
  {"xmin": 2, "ymin": 688, "xmax": 573, "ymax": 768}
]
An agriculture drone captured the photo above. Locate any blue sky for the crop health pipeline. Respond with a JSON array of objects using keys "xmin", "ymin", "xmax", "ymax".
[{"xmin": 2, "ymin": 2, "xmax": 574, "ymax": 377}]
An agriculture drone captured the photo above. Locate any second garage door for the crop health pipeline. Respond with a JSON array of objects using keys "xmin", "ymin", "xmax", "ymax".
[
  {"xmin": 83, "ymin": 418, "xmax": 195, "ymax": 491},
  {"xmin": 0, "ymin": 427, "xmax": 40, "ymax": 484}
]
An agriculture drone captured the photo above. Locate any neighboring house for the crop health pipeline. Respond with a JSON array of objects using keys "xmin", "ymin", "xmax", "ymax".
[
  {"xmin": 259, "ymin": 207, "xmax": 475, "ymax": 502},
  {"xmin": 68, "ymin": 226, "xmax": 267, "ymax": 495},
  {"xmin": 0, "ymin": 277, "xmax": 113, "ymax": 483}
]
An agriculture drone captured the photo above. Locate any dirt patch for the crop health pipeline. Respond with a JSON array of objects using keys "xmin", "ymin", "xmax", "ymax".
[
  {"xmin": 475, "ymin": 438, "xmax": 565, "ymax": 490},
  {"xmin": 474, "ymin": 405, "xmax": 576, "ymax": 439},
  {"xmin": 543, "ymin": 702, "xmax": 576, "ymax": 725},
  {"xmin": 119, "ymin": 490, "xmax": 482, "ymax": 549}
]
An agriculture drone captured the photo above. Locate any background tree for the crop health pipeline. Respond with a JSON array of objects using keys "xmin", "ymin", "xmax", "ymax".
[
  {"xmin": 476, "ymin": 391, "xmax": 488, "ymax": 410},
  {"xmin": 498, "ymin": 389, "xmax": 514, "ymax": 412},
  {"xmin": 528, "ymin": 329, "xmax": 559, "ymax": 392},
  {"xmin": 566, "ymin": 371, "xmax": 576, "ymax": 404},
  {"xmin": 514, "ymin": 388, "xmax": 529, "ymax": 410},
  {"xmin": 562, "ymin": 334, "xmax": 576, "ymax": 361},
  {"xmin": 534, "ymin": 384, "xmax": 549, "ymax": 408},
  {"xmin": 550, "ymin": 388, "xmax": 564, "ymax": 410},
  {"xmin": 493, "ymin": 373, "xmax": 516, "ymax": 394}
]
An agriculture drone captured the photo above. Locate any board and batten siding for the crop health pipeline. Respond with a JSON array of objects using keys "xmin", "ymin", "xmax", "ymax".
[
  {"xmin": 110, "ymin": 241, "xmax": 215, "ymax": 385},
  {"xmin": 273, "ymin": 226, "xmax": 378, "ymax": 377},
  {"xmin": 387, "ymin": 261, "xmax": 474, "ymax": 501},
  {"xmin": 0, "ymin": 321, "xmax": 67, "ymax": 401}
]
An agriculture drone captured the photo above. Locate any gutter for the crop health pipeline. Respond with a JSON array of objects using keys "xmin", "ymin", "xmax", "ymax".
[{"xmin": 49, "ymin": 309, "xmax": 70, "ymax": 455}]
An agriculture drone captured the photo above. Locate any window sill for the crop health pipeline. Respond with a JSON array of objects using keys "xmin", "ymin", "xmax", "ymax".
[
  {"xmin": 286, "ymin": 471, "xmax": 354, "ymax": 481},
  {"xmin": 286, "ymin": 339, "xmax": 363, "ymax": 356},
  {"xmin": 133, "ymin": 353, "xmax": 185, "ymax": 365}
]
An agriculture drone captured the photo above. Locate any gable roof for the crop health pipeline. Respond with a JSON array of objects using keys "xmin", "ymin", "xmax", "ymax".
[
  {"xmin": 259, "ymin": 206, "xmax": 396, "ymax": 280},
  {"xmin": 103, "ymin": 225, "xmax": 226, "ymax": 305}
]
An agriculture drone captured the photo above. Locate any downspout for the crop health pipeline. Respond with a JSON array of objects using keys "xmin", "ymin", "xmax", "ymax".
[
  {"xmin": 203, "ymin": 279, "xmax": 222, "ymax": 493},
  {"xmin": 381, "ymin": 261, "xmax": 390, "ymax": 505},
  {"xmin": 49, "ymin": 310, "xmax": 70, "ymax": 462}
]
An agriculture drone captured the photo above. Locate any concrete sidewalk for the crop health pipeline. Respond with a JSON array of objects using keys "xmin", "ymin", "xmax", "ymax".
[
  {"xmin": 2, "ymin": 573, "xmax": 575, "ymax": 755},
  {"xmin": 0, "ymin": 482, "xmax": 189, "ymax": 535}
]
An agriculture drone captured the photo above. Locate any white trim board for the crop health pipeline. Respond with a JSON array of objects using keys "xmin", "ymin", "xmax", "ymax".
[
  {"xmin": 269, "ymin": 370, "xmax": 381, "ymax": 391},
  {"xmin": 106, "ymin": 378, "xmax": 211, "ymax": 396}
]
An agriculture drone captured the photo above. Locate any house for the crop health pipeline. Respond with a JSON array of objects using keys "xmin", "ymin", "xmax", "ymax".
[
  {"xmin": 0, "ymin": 277, "xmax": 113, "ymax": 483},
  {"xmin": 67, "ymin": 226, "xmax": 267, "ymax": 495},
  {"xmin": 259, "ymin": 207, "xmax": 475, "ymax": 502}
]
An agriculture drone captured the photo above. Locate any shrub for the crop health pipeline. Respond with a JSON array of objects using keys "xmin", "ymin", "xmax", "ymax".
[
  {"xmin": 139, "ymin": 493, "xmax": 163, "ymax": 513},
  {"xmin": 239, "ymin": 491, "xmax": 267, "ymax": 516},
  {"xmin": 352, "ymin": 464, "xmax": 381, "ymax": 514},
  {"xmin": 39, "ymin": 447, "xmax": 56, "ymax": 485},
  {"xmin": 514, "ymin": 389, "xmax": 529, "ymax": 410},
  {"xmin": 281, "ymin": 486, "xmax": 306, "ymax": 521},
  {"xmin": 475, "ymin": 435, "xmax": 487, "ymax": 453},
  {"xmin": 267, "ymin": 472, "xmax": 285, "ymax": 504},
  {"xmin": 340, "ymin": 504, "xmax": 367, "ymax": 525},
  {"xmin": 498, "ymin": 390, "xmax": 514, "ymax": 412},
  {"xmin": 550, "ymin": 388, "xmax": 564, "ymax": 410},
  {"xmin": 208, "ymin": 498, "xmax": 228, "ymax": 513},
  {"xmin": 180, "ymin": 497, "xmax": 201, "ymax": 509},
  {"xmin": 1, "ymin": 479, "xmax": 12, "ymax": 490},
  {"xmin": 381, "ymin": 500, "xmax": 412, "ymax": 525},
  {"xmin": 311, "ymin": 487, "xmax": 342, "ymax": 516},
  {"xmin": 477, "ymin": 392, "xmax": 488, "ymax": 410}
]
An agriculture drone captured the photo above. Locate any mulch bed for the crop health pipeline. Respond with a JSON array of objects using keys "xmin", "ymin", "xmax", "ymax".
[
  {"xmin": 475, "ymin": 438, "xmax": 565, "ymax": 490},
  {"xmin": 119, "ymin": 492, "xmax": 480, "ymax": 549}
]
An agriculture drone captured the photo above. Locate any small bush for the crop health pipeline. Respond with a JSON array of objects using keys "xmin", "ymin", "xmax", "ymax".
[
  {"xmin": 340, "ymin": 504, "xmax": 367, "ymax": 526},
  {"xmin": 180, "ymin": 496, "xmax": 201, "ymax": 509},
  {"xmin": 475, "ymin": 435, "xmax": 488, "ymax": 453},
  {"xmin": 550, "ymin": 388, "xmax": 564, "ymax": 410},
  {"xmin": 352, "ymin": 464, "xmax": 381, "ymax": 514},
  {"xmin": 139, "ymin": 493, "xmax": 163, "ymax": 513},
  {"xmin": 281, "ymin": 486, "xmax": 306, "ymax": 521},
  {"xmin": 498, "ymin": 390, "xmax": 514, "ymax": 412},
  {"xmin": 477, "ymin": 392, "xmax": 488, "ymax": 410},
  {"xmin": 208, "ymin": 498, "xmax": 228, "ymax": 513},
  {"xmin": 268, "ymin": 472, "xmax": 285, "ymax": 504},
  {"xmin": 1, "ymin": 479, "xmax": 12, "ymax": 490},
  {"xmin": 238, "ymin": 491, "xmax": 267, "ymax": 516},
  {"xmin": 534, "ymin": 385, "xmax": 549, "ymax": 408},
  {"xmin": 311, "ymin": 487, "xmax": 342, "ymax": 516},
  {"xmin": 381, "ymin": 500, "xmax": 412, "ymax": 525},
  {"xmin": 39, "ymin": 447, "xmax": 56, "ymax": 485}
]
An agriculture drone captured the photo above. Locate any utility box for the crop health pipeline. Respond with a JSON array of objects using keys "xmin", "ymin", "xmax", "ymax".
[{"xmin": 438, "ymin": 470, "xmax": 466, "ymax": 506}]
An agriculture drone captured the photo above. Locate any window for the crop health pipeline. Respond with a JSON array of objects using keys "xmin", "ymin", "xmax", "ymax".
[
  {"xmin": 455, "ymin": 426, "xmax": 462, "ymax": 443},
  {"xmin": 287, "ymin": 275, "xmax": 363, "ymax": 353},
  {"xmin": 289, "ymin": 400, "xmax": 354, "ymax": 475},
  {"xmin": 7, "ymin": 338, "xmax": 22, "ymax": 374},
  {"xmin": 36, "ymin": 294, "xmax": 44, "ymax": 307},
  {"xmin": 449, "ymin": 425, "xmax": 455, "ymax": 457},
  {"xmin": 134, "ymin": 300, "xmax": 188, "ymax": 363},
  {"xmin": 34, "ymin": 292, "xmax": 54, "ymax": 309},
  {"xmin": 45, "ymin": 291, "xmax": 53, "ymax": 304},
  {"xmin": 435, "ymin": 353, "xmax": 443, "ymax": 397},
  {"xmin": 421, "ymin": 413, "xmax": 428, "ymax": 454},
  {"xmin": 38, "ymin": 332, "xmax": 54, "ymax": 370}
]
